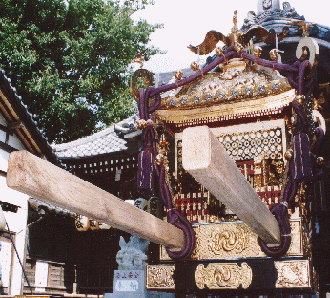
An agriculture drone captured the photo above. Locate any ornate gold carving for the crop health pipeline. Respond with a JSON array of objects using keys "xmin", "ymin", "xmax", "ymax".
[
  {"xmin": 161, "ymin": 219, "xmax": 302, "ymax": 260},
  {"xmin": 160, "ymin": 65, "xmax": 291, "ymax": 110},
  {"xmin": 275, "ymin": 260, "xmax": 310, "ymax": 288},
  {"xmin": 146, "ymin": 265, "xmax": 175, "ymax": 290},
  {"xmin": 195, "ymin": 263, "xmax": 252, "ymax": 289},
  {"xmin": 208, "ymin": 226, "xmax": 248, "ymax": 255},
  {"xmin": 191, "ymin": 61, "xmax": 200, "ymax": 71},
  {"xmin": 155, "ymin": 89, "xmax": 295, "ymax": 124}
]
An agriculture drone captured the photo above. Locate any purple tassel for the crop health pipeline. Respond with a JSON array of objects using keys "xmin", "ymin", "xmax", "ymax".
[
  {"xmin": 292, "ymin": 133, "xmax": 312, "ymax": 181},
  {"xmin": 137, "ymin": 151, "xmax": 154, "ymax": 195}
]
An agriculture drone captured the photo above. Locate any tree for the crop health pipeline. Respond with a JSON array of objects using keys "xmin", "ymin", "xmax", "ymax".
[{"xmin": 0, "ymin": 0, "xmax": 161, "ymax": 143}]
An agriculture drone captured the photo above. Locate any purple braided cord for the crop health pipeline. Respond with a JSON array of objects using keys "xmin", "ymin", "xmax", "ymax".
[
  {"xmin": 158, "ymin": 166, "xmax": 195, "ymax": 259},
  {"xmin": 258, "ymin": 57, "xmax": 317, "ymax": 257}
]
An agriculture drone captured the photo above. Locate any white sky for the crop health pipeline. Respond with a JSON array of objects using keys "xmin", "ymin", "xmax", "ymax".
[{"xmin": 132, "ymin": 0, "xmax": 330, "ymax": 72}]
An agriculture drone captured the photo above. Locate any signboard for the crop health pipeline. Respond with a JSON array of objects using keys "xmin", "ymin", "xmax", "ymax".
[
  {"xmin": 113, "ymin": 270, "xmax": 145, "ymax": 294},
  {"xmin": 35, "ymin": 261, "xmax": 49, "ymax": 292}
]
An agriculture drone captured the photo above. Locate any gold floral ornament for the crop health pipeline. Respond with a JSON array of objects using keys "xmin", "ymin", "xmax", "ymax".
[
  {"xmin": 215, "ymin": 47, "xmax": 224, "ymax": 56},
  {"xmin": 136, "ymin": 119, "xmax": 147, "ymax": 130},
  {"xmin": 234, "ymin": 43, "xmax": 244, "ymax": 54},
  {"xmin": 156, "ymin": 134, "xmax": 170, "ymax": 170},
  {"xmin": 270, "ymin": 49, "xmax": 279, "ymax": 61},
  {"xmin": 191, "ymin": 61, "xmax": 200, "ymax": 72},
  {"xmin": 295, "ymin": 95, "xmax": 306, "ymax": 106},
  {"xmin": 155, "ymin": 154, "xmax": 168, "ymax": 165},
  {"xmin": 284, "ymin": 149, "xmax": 293, "ymax": 160},
  {"xmin": 159, "ymin": 134, "xmax": 170, "ymax": 153},
  {"xmin": 253, "ymin": 46, "xmax": 262, "ymax": 57},
  {"xmin": 175, "ymin": 70, "xmax": 183, "ymax": 81}
]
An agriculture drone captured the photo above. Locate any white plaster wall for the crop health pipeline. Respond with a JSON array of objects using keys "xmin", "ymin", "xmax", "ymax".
[
  {"xmin": 0, "ymin": 115, "xmax": 7, "ymax": 143},
  {"xmin": 8, "ymin": 134, "xmax": 26, "ymax": 151},
  {"xmin": 0, "ymin": 114, "xmax": 26, "ymax": 151},
  {"xmin": 0, "ymin": 114, "xmax": 7, "ymax": 126},
  {"xmin": 1, "ymin": 133, "xmax": 29, "ymax": 294}
]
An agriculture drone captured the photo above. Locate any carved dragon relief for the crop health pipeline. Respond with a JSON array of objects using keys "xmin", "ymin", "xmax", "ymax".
[
  {"xmin": 146, "ymin": 265, "xmax": 175, "ymax": 290},
  {"xmin": 275, "ymin": 260, "xmax": 310, "ymax": 288}
]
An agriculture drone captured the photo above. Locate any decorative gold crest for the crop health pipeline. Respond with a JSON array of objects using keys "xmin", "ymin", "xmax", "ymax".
[
  {"xmin": 195, "ymin": 263, "xmax": 252, "ymax": 289},
  {"xmin": 161, "ymin": 219, "xmax": 302, "ymax": 261}
]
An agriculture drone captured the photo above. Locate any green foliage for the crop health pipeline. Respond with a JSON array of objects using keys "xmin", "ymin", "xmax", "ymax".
[{"xmin": 0, "ymin": 0, "xmax": 161, "ymax": 143}]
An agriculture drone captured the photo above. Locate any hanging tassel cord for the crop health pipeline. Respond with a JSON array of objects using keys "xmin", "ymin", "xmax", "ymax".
[
  {"xmin": 158, "ymin": 166, "xmax": 195, "ymax": 260},
  {"xmin": 258, "ymin": 58, "xmax": 319, "ymax": 257},
  {"xmin": 258, "ymin": 160, "xmax": 295, "ymax": 257}
]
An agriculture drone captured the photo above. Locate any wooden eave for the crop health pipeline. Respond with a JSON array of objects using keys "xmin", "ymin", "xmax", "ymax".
[{"xmin": 0, "ymin": 72, "xmax": 59, "ymax": 166}]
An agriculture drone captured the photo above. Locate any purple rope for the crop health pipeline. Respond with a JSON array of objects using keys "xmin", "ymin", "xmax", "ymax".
[
  {"xmin": 158, "ymin": 166, "xmax": 196, "ymax": 260},
  {"xmin": 258, "ymin": 56, "xmax": 318, "ymax": 257}
]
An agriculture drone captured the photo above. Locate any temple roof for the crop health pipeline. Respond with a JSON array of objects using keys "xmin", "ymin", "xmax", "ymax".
[
  {"xmin": 53, "ymin": 115, "xmax": 139, "ymax": 160},
  {"xmin": 242, "ymin": 1, "xmax": 330, "ymax": 42}
]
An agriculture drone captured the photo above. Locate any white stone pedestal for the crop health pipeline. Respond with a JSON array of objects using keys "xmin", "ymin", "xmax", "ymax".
[{"xmin": 104, "ymin": 270, "xmax": 174, "ymax": 298}]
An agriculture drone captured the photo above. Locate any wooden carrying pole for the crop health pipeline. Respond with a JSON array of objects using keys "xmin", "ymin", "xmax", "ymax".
[
  {"xmin": 182, "ymin": 126, "xmax": 281, "ymax": 244},
  {"xmin": 6, "ymin": 151, "xmax": 185, "ymax": 251}
]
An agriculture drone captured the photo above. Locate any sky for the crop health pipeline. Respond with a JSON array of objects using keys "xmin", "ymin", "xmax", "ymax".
[{"xmin": 131, "ymin": 0, "xmax": 330, "ymax": 73}]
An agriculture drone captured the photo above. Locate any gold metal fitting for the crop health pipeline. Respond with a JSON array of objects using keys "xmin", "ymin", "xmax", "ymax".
[
  {"xmin": 155, "ymin": 154, "xmax": 168, "ymax": 166},
  {"xmin": 234, "ymin": 43, "xmax": 244, "ymax": 54},
  {"xmin": 191, "ymin": 61, "xmax": 200, "ymax": 71},
  {"xmin": 215, "ymin": 47, "xmax": 224, "ymax": 56},
  {"xmin": 295, "ymin": 95, "xmax": 306, "ymax": 106},
  {"xmin": 312, "ymin": 98, "xmax": 321, "ymax": 110},
  {"xmin": 284, "ymin": 149, "xmax": 293, "ymax": 160},
  {"xmin": 269, "ymin": 49, "xmax": 279, "ymax": 61},
  {"xmin": 136, "ymin": 119, "xmax": 147, "ymax": 130},
  {"xmin": 317, "ymin": 157, "xmax": 324, "ymax": 165},
  {"xmin": 253, "ymin": 46, "xmax": 262, "ymax": 57},
  {"xmin": 146, "ymin": 119, "xmax": 156, "ymax": 128},
  {"xmin": 175, "ymin": 70, "xmax": 183, "ymax": 81}
]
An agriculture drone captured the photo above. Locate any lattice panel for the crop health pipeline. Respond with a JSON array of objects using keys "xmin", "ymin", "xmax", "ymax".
[{"xmin": 218, "ymin": 128, "xmax": 283, "ymax": 161}]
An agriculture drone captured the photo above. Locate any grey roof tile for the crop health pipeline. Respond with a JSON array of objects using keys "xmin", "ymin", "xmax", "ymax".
[{"xmin": 53, "ymin": 115, "xmax": 138, "ymax": 160}]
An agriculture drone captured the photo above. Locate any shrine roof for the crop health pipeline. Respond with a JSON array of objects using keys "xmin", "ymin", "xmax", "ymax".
[{"xmin": 53, "ymin": 115, "xmax": 138, "ymax": 160}]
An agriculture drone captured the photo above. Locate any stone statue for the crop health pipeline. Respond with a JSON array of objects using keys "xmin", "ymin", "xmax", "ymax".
[{"xmin": 115, "ymin": 198, "xmax": 150, "ymax": 270}]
